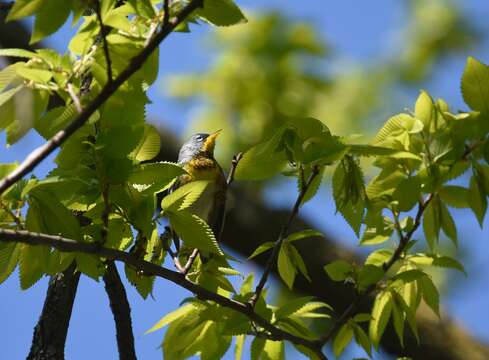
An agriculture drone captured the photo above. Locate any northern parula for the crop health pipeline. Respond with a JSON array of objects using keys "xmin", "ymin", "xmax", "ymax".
[{"xmin": 172, "ymin": 129, "xmax": 227, "ymax": 251}]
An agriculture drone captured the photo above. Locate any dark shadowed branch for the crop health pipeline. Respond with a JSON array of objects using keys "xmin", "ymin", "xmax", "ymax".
[{"xmin": 26, "ymin": 264, "xmax": 80, "ymax": 360}]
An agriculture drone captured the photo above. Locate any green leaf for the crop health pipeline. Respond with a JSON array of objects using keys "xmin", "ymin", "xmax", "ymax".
[
  {"xmin": 250, "ymin": 337, "xmax": 266, "ymax": 360},
  {"xmin": 298, "ymin": 167, "xmax": 324, "ymax": 205},
  {"xmin": 285, "ymin": 229, "xmax": 322, "ymax": 243},
  {"xmin": 235, "ymin": 130, "xmax": 288, "ymax": 180},
  {"xmin": 440, "ymin": 202, "xmax": 457, "ymax": 246},
  {"xmin": 393, "ymin": 176, "xmax": 421, "ymax": 212},
  {"xmin": 357, "ymin": 264, "xmax": 384, "ymax": 289},
  {"xmin": 129, "ymin": 124, "xmax": 161, "ymax": 161},
  {"xmin": 248, "ymin": 242, "xmax": 274, "ymax": 259},
  {"xmin": 0, "ymin": 242, "xmax": 21, "ymax": 284},
  {"xmin": 468, "ymin": 172, "xmax": 487, "ymax": 227},
  {"xmin": 15, "ymin": 65, "xmax": 53, "ymax": 83},
  {"xmin": 275, "ymin": 296, "xmax": 314, "ymax": 320},
  {"xmin": 146, "ymin": 303, "xmax": 195, "ymax": 334},
  {"xmin": 352, "ymin": 323, "xmax": 371, "ymax": 357},
  {"xmin": 19, "ymin": 244, "xmax": 49, "ymax": 289},
  {"xmin": 277, "ymin": 243, "xmax": 296, "ymax": 289},
  {"xmin": 392, "ymin": 269, "xmax": 426, "ymax": 284},
  {"xmin": 129, "ymin": 162, "xmax": 184, "ymax": 191},
  {"xmin": 353, "ymin": 313, "xmax": 372, "ymax": 323},
  {"xmin": 461, "ymin": 57, "xmax": 489, "ymax": 114},
  {"xmin": 373, "ymin": 114, "xmax": 424, "ymax": 145},
  {"xmin": 235, "ymin": 334, "xmax": 245, "ymax": 360},
  {"xmin": 439, "ymin": 186, "xmax": 469, "ymax": 208},
  {"xmin": 324, "ymin": 260, "xmax": 352, "ymax": 281},
  {"xmin": 27, "ymin": 189, "xmax": 82, "ymax": 240},
  {"xmin": 288, "ymin": 244, "xmax": 311, "ymax": 282},
  {"xmin": 391, "ymin": 299, "xmax": 405, "ymax": 347},
  {"xmin": 0, "ymin": 48, "xmax": 38, "ymax": 59},
  {"xmin": 333, "ymin": 322, "xmax": 353, "ymax": 358},
  {"xmin": 423, "ymin": 197, "xmax": 441, "ymax": 250},
  {"xmin": 169, "ymin": 211, "xmax": 223, "ymax": 254},
  {"xmin": 31, "ymin": 0, "xmax": 71, "ymax": 43},
  {"xmin": 408, "ymin": 253, "xmax": 466, "ymax": 275},
  {"xmin": 419, "ymin": 275, "xmax": 440, "ymax": 317},
  {"xmin": 0, "ymin": 85, "xmax": 23, "ymax": 110},
  {"xmin": 365, "ymin": 248, "xmax": 393, "ymax": 267},
  {"xmin": 369, "ymin": 290, "xmax": 393, "ymax": 350},
  {"xmin": 197, "ymin": 0, "xmax": 247, "ymax": 27},
  {"xmin": 263, "ymin": 340, "xmax": 284, "ymax": 360},
  {"xmin": 415, "ymin": 90, "xmax": 434, "ymax": 126},
  {"xmin": 35, "ymin": 105, "xmax": 77, "ymax": 139},
  {"xmin": 76, "ymin": 253, "xmax": 103, "ymax": 280},
  {"xmin": 291, "ymin": 301, "xmax": 332, "ymax": 319},
  {"xmin": 161, "ymin": 180, "xmax": 210, "ymax": 213},
  {"xmin": 7, "ymin": 0, "xmax": 45, "ymax": 21}
]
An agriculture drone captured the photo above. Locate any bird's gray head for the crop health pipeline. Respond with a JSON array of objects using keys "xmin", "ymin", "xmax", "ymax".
[{"xmin": 177, "ymin": 130, "xmax": 222, "ymax": 164}]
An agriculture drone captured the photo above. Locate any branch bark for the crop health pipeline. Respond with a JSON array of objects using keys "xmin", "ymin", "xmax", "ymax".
[
  {"xmin": 103, "ymin": 262, "xmax": 137, "ymax": 360},
  {"xmin": 26, "ymin": 263, "xmax": 80, "ymax": 360},
  {"xmin": 0, "ymin": 0, "xmax": 204, "ymax": 196}
]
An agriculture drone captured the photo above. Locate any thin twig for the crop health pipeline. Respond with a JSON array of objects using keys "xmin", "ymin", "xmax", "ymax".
[
  {"xmin": 0, "ymin": 228, "xmax": 327, "ymax": 360},
  {"xmin": 226, "ymin": 152, "xmax": 243, "ymax": 186},
  {"xmin": 317, "ymin": 194, "xmax": 434, "ymax": 346},
  {"xmin": 0, "ymin": 0, "xmax": 204, "ymax": 196},
  {"xmin": 67, "ymin": 83, "xmax": 83, "ymax": 113},
  {"xmin": 182, "ymin": 248, "xmax": 199, "ymax": 275},
  {"xmin": 95, "ymin": 0, "xmax": 113, "ymax": 83},
  {"xmin": 249, "ymin": 165, "xmax": 320, "ymax": 308}
]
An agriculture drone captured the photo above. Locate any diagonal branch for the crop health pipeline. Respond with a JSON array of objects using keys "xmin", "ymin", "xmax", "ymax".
[
  {"xmin": 318, "ymin": 194, "xmax": 434, "ymax": 346},
  {"xmin": 0, "ymin": 0, "xmax": 203, "ymax": 196},
  {"xmin": 249, "ymin": 165, "xmax": 320, "ymax": 308},
  {"xmin": 0, "ymin": 228, "xmax": 327, "ymax": 360}
]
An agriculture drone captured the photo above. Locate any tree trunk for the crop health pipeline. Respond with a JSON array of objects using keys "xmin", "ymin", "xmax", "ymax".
[{"xmin": 27, "ymin": 264, "xmax": 80, "ymax": 360}]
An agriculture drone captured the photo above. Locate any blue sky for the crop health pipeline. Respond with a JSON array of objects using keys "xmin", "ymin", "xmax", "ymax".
[{"xmin": 1, "ymin": 1, "xmax": 489, "ymax": 359}]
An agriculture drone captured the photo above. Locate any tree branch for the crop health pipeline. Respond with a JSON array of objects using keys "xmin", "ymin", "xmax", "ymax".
[
  {"xmin": 318, "ymin": 194, "xmax": 435, "ymax": 346},
  {"xmin": 103, "ymin": 262, "xmax": 137, "ymax": 360},
  {"xmin": 26, "ymin": 263, "xmax": 80, "ymax": 360},
  {"xmin": 0, "ymin": 0, "xmax": 203, "ymax": 196},
  {"xmin": 94, "ymin": 0, "xmax": 113, "ymax": 82},
  {"xmin": 249, "ymin": 165, "xmax": 320, "ymax": 308},
  {"xmin": 0, "ymin": 228, "xmax": 327, "ymax": 360}
]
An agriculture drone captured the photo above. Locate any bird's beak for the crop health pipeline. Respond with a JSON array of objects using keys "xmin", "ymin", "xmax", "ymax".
[{"xmin": 203, "ymin": 129, "xmax": 222, "ymax": 153}]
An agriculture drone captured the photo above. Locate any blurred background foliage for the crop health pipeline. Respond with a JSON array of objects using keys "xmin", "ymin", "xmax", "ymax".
[{"xmin": 166, "ymin": 0, "xmax": 479, "ymax": 167}]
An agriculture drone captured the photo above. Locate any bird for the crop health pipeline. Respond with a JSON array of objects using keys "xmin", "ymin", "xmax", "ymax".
[{"xmin": 168, "ymin": 130, "xmax": 227, "ymax": 270}]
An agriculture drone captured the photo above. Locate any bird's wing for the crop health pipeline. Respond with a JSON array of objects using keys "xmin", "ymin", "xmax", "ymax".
[{"xmin": 207, "ymin": 170, "xmax": 227, "ymax": 242}]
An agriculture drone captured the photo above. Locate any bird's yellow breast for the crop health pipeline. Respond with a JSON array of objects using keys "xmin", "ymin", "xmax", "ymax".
[{"xmin": 182, "ymin": 157, "xmax": 222, "ymax": 182}]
